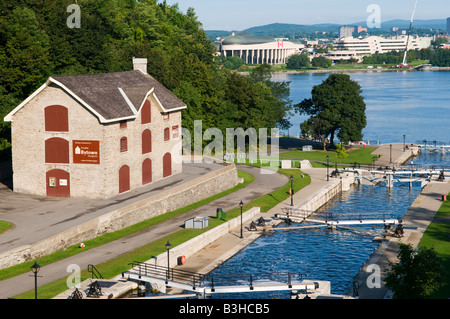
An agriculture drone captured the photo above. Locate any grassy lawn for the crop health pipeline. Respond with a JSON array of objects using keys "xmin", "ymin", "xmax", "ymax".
[
  {"xmin": 280, "ymin": 147, "xmax": 378, "ymax": 167},
  {"xmin": 418, "ymin": 193, "xmax": 450, "ymax": 299},
  {"xmin": 0, "ymin": 170, "xmax": 254, "ymax": 282},
  {"xmin": 0, "ymin": 220, "xmax": 13, "ymax": 234},
  {"xmin": 11, "ymin": 168, "xmax": 310, "ymax": 299}
]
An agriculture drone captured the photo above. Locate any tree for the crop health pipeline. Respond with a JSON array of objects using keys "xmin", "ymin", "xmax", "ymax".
[
  {"xmin": 295, "ymin": 74, "xmax": 366, "ymax": 148},
  {"xmin": 286, "ymin": 54, "xmax": 310, "ymax": 69},
  {"xmin": 385, "ymin": 243, "xmax": 444, "ymax": 299},
  {"xmin": 311, "ymin": 56, "xmax": 332, "ymax": 68}
]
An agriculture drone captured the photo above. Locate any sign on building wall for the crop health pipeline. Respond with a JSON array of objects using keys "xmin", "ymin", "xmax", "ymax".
[{"xmin": 73, "ymin": 140, "xmax": 100, "ymax": 164}]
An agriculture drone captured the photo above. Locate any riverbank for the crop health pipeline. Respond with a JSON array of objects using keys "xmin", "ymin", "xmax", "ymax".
[{"xmin": 273, "ymin": 66, "xmax": 450, "ymax": 75}]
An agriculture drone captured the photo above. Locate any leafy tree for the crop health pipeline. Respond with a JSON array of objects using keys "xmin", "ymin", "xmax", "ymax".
[
  {"xmin": 385, "ymin": 243, "xmax": 444, "ymax": 299},
  {"xmin": 295, "ymin": 74, "xmax": 366, "ymax": 148},
  {"xmin": 430, "ymin": 49, "xmax": 450, "ymax": 67},
  {"xmin": 311, "ymin": 56, "xmax": 332, "ymax": 68},
  {"xmin": 0, "ymin": 0, "xmax": 294, "ymax": 158},
  {"xmin": 286, "ymin": 53, "xmax": 310, "ymax": 69}
]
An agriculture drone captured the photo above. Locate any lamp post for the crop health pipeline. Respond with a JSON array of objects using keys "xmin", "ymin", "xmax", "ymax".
[
  {"xmin": 326, "ymin": 155, "xmax": 329, "ymax": 181},
  {"xmin": 403, "ymin": 135, "xmax": 406, "ymax": 152},
  {"xmin": 239, "ymin": 201, "xmax": 244, "ymax": 238},
  {"xmin": 390, "ymin": 144, "xmax": 392, "ymax": 164},
  {"xmin": 31, "ymin": 261, "xmax": 40, "ymax": 299},
  {"xmin": 165, "ymin": 241, "xmax": 171, "ymax": 280},
  {"xmin": 290, "ymin": 175, "xmax": 294, "ymax": 206}
]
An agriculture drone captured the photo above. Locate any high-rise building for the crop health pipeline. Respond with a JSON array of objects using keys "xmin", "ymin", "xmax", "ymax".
[
  {"xmin": 447, "ymin": 17, "xmax": 450, "ymax": 34},
  {"xmin": 339, "ymin": 26, "xmax": 354, "ymax": 39}
]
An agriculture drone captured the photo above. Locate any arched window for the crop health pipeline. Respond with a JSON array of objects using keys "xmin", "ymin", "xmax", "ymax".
[
  {"xmin": 142, "ymin": 129, "xmax": 152, "ymax": 154},
  {"xmin": 45, "ymin": 105, "xmax": 68, "ymax": 132},
  {"xmin": 119, "ymin": 165, "xmax": 130, "ymax": 193},
  {"xmin": 45, "ymin": 138, "xmax": 69, "ymax": 163},
  {"xmin": 142, "ymin": 158, "xmax": 152, "ymax": 185},
  {"xmin": 120, "ymin": 137, "xmax": 127, "ymax": 152},
  {"xmin": 141, "ymin": 100, "xmax": 151, "ymax": 124},
  {"xmin": 163, "ymin": 152, "xmax": 172, "ymax": 178}
]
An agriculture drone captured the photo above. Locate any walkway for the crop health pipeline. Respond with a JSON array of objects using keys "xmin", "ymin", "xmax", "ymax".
[{"xmin": 0, "ymin": 164, "xmax": 287, "ymax": 299}]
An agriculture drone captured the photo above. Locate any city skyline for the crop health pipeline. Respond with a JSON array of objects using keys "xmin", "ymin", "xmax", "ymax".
[{"xmin": 163, "ymin": 0, "xmax": 450, "ymax": 31}]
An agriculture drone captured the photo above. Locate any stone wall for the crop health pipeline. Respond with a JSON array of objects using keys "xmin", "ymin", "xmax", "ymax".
[
  {"xmin": 154, "ymin": 207, "xmax": 261, "ymax": 269},
  {"xmin": 0, "ymin": 164, "xmax": 239, "ymax": 270},
  {"xmin": 9, "ymin": 84, "xmax": 183, "ymax": 199}
]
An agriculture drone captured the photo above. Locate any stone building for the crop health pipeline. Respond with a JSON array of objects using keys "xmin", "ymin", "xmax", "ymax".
[{"xmin": 4, "ymin": 58, "xmax": 186, "ymax": 199}]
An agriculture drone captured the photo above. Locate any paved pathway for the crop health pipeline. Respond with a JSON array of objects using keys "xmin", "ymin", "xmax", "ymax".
[{"xmin": 0, "ymin": 164, "xmax": 287, "ymax": 299}]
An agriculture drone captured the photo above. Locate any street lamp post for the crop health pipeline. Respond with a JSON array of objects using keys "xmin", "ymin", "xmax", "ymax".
[
  {"xmin": 403, "ymin": 135, "xmax": 406, "ymax": 152},
  {"xmin": 239, "ymin": 201, "xmax": 244, "ymax": 238},
  {"xmin": 290, "ymin": 175, "xmax": 294, "ymax": 206},
  {"xmin": 390, "ymin": 144, "xmax": 392, "ymax": 164},
  {"xmin": 31, "ymin": 261, "xmax": 40, "ymax": 299},
  {"xmin": 326, "ymin": 155, "xmax": 329, "ymax": 181},
  {"xmin": 165, "ymin": 241, "xmax": 171, "ymax": 281}
]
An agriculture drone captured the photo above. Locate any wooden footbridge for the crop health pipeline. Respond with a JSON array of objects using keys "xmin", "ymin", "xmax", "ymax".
[{"xmin": 122, "ymin": 262, "xmax": 321, "ymax": 298}]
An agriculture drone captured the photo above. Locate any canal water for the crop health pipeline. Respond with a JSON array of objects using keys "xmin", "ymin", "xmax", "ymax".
[{"xmin": 209, "ymin": 182, "xmax": 423, "ymax": 299}]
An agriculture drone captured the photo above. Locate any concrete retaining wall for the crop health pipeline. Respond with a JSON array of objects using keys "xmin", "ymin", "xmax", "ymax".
[
  {"xmin": 152, "ymin": 207, "xmax": 261, "ymax": 269},
  {"xmin": 298, "ymin": 174, "xmax": 354, "ymax": 215},
  {"xmin": 0, "ymin": 164, "xmax": 239, "ymax": 270}
]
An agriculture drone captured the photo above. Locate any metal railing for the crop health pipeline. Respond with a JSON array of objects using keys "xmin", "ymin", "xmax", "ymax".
[
  {"xmin": 87, "ymin": 264, "xmax": 104, "ymax": 279},
  {"xmin": 126, "ymin": 261, "xmax": 307, "ymax": 292}
]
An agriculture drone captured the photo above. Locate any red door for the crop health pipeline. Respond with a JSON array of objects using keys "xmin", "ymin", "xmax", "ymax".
[
  {"xmin": 163, "ymin": 153, "xmax": 172, "ymax": 178},
  {"xmin": 119, "ymin": 165, "xmax": 130, "ymax": 193},
  {"xmin": 46, "ymin": 169, "xmax": 70, "ymax": 197},
  {"xmin": 142, "ymin": 159, "xmax": 152, "ymax": 185}
]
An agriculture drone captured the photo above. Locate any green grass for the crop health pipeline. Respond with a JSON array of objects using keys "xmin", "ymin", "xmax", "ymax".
[
  {"xmin": 280, "ymin": 147, "xmax": 378, "ymax": 166},
  {"xmin": 418, "ymin": 193, "xmax": 450, "ymax": 299},
  {"xmin": 0, "ymin": 170, "xmax": 254, "ymax": 282},
  {"xmin": 10, "ymin": 168, "xmax": 310, "ymax": 299},
  {"xmin": 0, "ymin": 220, "xmax": 13, "ymax": 234}
]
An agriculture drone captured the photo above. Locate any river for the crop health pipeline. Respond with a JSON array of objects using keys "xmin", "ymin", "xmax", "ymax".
[
  {"xmin": 209, "ymin": 70, "xmax": 449, "ymax": 298},
  {"xmin": 272, "ymin": 70, "xmax": 450, "ymax": 145}
]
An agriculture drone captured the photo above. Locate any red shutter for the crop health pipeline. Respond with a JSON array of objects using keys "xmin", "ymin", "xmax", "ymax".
[
  {"xmin": 45, "ymin": 105, "xmax": 68, "ymax": 132},
  {"xmin": 163, "ymin": 153, "xmax": 172, "ymax": 178},
  {"xmin": 119, "ymin": 165, "xmax": 130, "ymax": 193},
  {"xmin": 45, "ymin": 138, "xmax": 69, "ymax": 163},
  {"xmin": 142, "ymin": 158, "xmax": 152, "ymax": 185},
  {"xmin": 141, "ymin": 100, "xmax": 151, "ymax": 124},
  {"xmin": 142, "ymin": 129, "xmax": 152, "ymax": 154}
]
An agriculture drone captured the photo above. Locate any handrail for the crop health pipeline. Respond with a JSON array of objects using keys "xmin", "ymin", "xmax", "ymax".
[
  {"xmin": 87, "ymin": 264, "xmax": 104, "ymax": 279},
  {"xmin": 126, "ymin": 261, "xmax": 306, "ymax": 290}
]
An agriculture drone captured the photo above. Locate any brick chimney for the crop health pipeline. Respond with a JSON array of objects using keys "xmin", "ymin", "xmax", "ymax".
[{"xmin": 133, "ymin": 57, "xmax": 148, "ymax": 74}]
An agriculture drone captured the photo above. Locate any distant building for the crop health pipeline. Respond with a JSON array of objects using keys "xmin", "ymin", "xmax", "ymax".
[
  {"xmin": 219, "ymin": 33, "xmax": 304, "ymax": 64},
  {"xmin": 326, "ymin": 50, "xmax": 363, "ymax": 63},
  {"xmin": 447, "ymin": 17, "xmax": 450, "ymax": 34},
  {"xmin": 339, "ymin": 26, "xmax": 354, "ymax": 38},
  {"xmin": 334, "ymin": 35, "xmax": 432, "ymax": 55},
  {"xmin": 357, "ymin": 26, "xmax": 368, "ymax": 33},
  {"xmin": 4, "ymin": 58, "xmax": 186, "ymax": 199}
]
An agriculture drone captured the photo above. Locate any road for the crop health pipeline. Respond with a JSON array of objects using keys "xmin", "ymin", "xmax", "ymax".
[{"xmin": 0, "ymin": 164, "xmax": 288, "ymax": 299}]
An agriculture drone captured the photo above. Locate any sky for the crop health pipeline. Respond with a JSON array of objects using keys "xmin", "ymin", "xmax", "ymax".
[{"xmin": 163, "ymin": 0, "xmax": 450, "ymax": 31}]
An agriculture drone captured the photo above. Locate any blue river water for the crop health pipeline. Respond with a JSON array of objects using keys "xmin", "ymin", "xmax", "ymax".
[
  {"xmin": 209, "ymin": 183, "xmax": 422, "ymax": 299},
  {"xmin": 207, "ymin": 71, "xmax": 449, "ymax": 299},
  {"xmin": 272, "ymin": 71, "xmax": 450, "ymax": 144}
]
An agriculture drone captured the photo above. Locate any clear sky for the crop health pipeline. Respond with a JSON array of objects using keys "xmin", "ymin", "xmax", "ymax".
[{"xmin": 162, "ymin": 0, "xmax": 450, "ymax": 31}]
